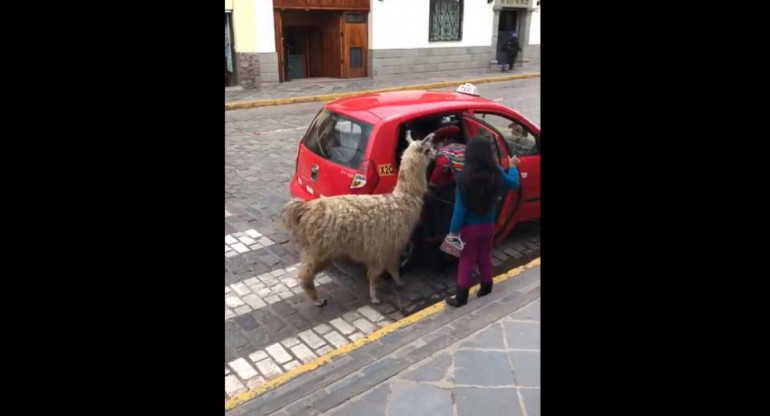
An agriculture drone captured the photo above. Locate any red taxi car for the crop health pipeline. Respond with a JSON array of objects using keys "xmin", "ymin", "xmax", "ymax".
[{"xmin": 289, "ymin": 84, "xmax": 540, "ymax": 268}]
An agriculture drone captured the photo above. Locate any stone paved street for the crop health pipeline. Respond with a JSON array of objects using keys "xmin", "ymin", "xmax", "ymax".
[
  {"xmin": 226, "ymin": 265, "xmax": 541, "ymax": 416},
  {"xmin": 225, "ymin": 78, "xmax": 540, "ymax": 401}
]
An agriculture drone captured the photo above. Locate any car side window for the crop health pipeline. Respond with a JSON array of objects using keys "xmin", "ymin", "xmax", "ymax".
[
  {"xmin": 476, "ymin": 113, "xmax": 539, "ymax": 156},
  {"xmin": 394, "ymin": 114, "xmax": 463, "ymax": 168}
]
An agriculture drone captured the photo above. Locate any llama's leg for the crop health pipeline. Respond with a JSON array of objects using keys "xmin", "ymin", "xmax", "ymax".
[
  {"xmin": 300, "ymin": 259, "xmax": 331, "ymax": 307},
  {"xmin": 386, "ymin": 258, "xmax": 406, "ymax": 287},
  {"xmin": 366, "ymin": 265, "xmax": 385, "ymax": 304}
]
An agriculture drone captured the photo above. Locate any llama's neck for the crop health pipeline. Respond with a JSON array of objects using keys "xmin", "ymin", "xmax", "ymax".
[{"xmin": 394, "ymin": 158, "xmax": 428, "ymax": 198}]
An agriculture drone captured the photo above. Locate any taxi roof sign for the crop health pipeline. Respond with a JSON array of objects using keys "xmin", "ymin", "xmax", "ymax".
[{"xmin": 455, "ymin": 83, "xmax": 480, "ymax": 97}]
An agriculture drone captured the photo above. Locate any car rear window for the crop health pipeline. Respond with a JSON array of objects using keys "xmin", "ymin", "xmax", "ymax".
[{"xmin": 303, "ymin": 110, "xmax": 373, "ymax": 169}]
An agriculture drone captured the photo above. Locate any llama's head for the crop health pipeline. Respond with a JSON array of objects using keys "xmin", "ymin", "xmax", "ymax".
[
  {"xmin": 508, "ymin": 122, "xmax": 528, "ymax": 143},
  {"xmin": 394, "ymin": 130, "xmax": 436, "ymax": 197}
]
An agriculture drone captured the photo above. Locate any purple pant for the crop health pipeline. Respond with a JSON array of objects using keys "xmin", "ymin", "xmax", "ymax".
[{"xmin": 457, "ymin": 223, "xmax": 495, "ymax": 289}]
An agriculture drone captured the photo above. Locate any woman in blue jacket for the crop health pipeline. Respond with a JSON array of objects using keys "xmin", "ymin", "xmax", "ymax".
[{"xmin": 445, "ymin": 137, "xmax": 521, "ymax": 307}]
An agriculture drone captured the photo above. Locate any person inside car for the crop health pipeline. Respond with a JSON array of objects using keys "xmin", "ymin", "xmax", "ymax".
[{"xmin": 428, "ymin": 125, "xmax": 465, "ymax": 188}]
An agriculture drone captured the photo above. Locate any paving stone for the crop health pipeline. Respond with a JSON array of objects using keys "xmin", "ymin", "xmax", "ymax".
[
  {"xmin": 324, "ymin": 330, "xmax": 350, "ymax": 348},
  {"xmin": 342, "ymin": 311, "xmax": 362, "ymax": 323},
  {"xmin": 325, "ymin": 383, "xmax": 389, "ymax": 416},
  {"xmin": 330, "ymin": 318, "xmax": 356, "ymax": 335},
  {"xmin": 272, "ymin": 300, "xmax": 297, "ymax": 316},
  {"xmin": 225, "ymin": 294, "xmax": 245, "ymax": 308},
  {"xmin": 228, "ymin": 357, "xmax": 259, "ymax": 380},
  {"xmin": 298, "ymin": 329, "xmax": 327, "ymax": 349},
  {"xmin": 234, "ymin": 314, "xmax": 259, "ymax": 331},
  {"xmin": 245, "ymin": 376, "xmax": 265, "ymax": 389},
  {"xmin": 255, "ymin": 357, "xmax": 283, "ymax": 379},
  {"xmin": 454, "ymin": 387, "xmax": 522, "ymax": 416},
  {"xmin": 453, "ymin": 350, "xmax": 516, "ymax": 386},
  {"xmin": 290, "ymin": 343, "xmax": 317, "ymax": 364},
  {"xmin": 458, "ymin": 322, "xmax": 506, "ymax": 349},
  {"xmin": 241, "ymin": 294, "xmax": 267, "ymax": 310},
  {"xmin": 352, "ymin": 318, "xmax": 377, "ymax": 335},
  {"xmin": 285, "ymin": 313, "xmax": 312, "ymax": 331},
  {"xmin": 224, "ymin": 375, "xmax": 247, "ymax": 397},
  {"xmin": 385, "ymin": 381, "xmax": 453, "ymax": 416},
  {"xmin": 400, "ymin": 351, "xmax": 452, "ymax": 382},
  {"xmin": 248, "ymin": 350, "xmax": 268, "ymax": 363},
  {"xmin": 502, "ymin": 321, "xmax": 540, "ymax": 350},
  {"xmin": 225, "ymin": 330, "xmax": 249, "ymax": 349},
  {"xmin": 234, "ymin": 305, "xmax": 252, "ymax": 315},
  {"xmin": 231, "ymin": 282, "xmax": 252, "ymax": 296},
  {"xmin": 239, "ymin": 236, "xmax": 256, "ymax": 246},
  {"xmin": 243, "ymin": 277, "xmax": 260, "ymax": 286},
  {"xmin": 510, "ymin": 351, "xmax": 540, "ymax": 387},
  {"xmin": 512, "ymin": 298, "xmax": 540, "ymax": 321},
  {"xmin": 265, "ymin": 343, "xmax": 293, "ymax": 364},
  {"xmin": 281, "ymin": 337, "xmax": 300, "ymax": 348},
  {"xmin": 520, "ymin": 388, "xmax": 540, "ymax": 416},
  {"xmin": 313, "ymin": 323, "xmax": 332, "ymax": 335}
]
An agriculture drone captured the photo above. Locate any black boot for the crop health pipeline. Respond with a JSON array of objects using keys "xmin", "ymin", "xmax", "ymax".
[
  {"xmin": 445, "ymin": 287, "xmax": 470, "ymax": 308},
  {"xmin": 477, "ymin": 281, "xmax": 493, "ymax": 298}
]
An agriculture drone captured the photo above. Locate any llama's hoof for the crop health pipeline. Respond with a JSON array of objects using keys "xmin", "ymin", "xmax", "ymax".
[
  {"xmin": 314, "ymin": 298, "xmax": 328, "ymax": 307},
  {"xmin": 370, "ymin": 296, "xmax": 381, "ymax": 304}
]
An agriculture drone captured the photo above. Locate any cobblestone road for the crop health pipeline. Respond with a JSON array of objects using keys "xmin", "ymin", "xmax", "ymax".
[{"xmin": 225, "ymin": 78, "xmax": 540, "ymax": 400}]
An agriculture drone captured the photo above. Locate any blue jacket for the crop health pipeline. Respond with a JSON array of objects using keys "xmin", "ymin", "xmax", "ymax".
[{"xmin": 449, "ymin": 166, "xmax": 520, "ymax": 234}]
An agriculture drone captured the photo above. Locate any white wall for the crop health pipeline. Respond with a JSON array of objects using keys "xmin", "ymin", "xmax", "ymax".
[
  {"xmin": 254, "ymin": 0, "xmax": 276, "ymax": 53},
  {"xmin": 370, "ymin": 0, "xmax": 495, "ymax": 50},
  {"xmin": 528, "ymin": 5, "xmax": 540, "ymax": 45}
]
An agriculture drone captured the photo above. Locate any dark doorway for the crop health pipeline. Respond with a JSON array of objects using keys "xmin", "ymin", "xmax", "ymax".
[
  {"xmin": 225, "ymin": 12, "xmax": 238, "ymax": 87},
  {"xmin": 284, "ymin": 26, "xmax": 309, "ymax": 80},
  {"xmin": 496, "ymin": 9, "xmax": 519, "ymax": 65}
]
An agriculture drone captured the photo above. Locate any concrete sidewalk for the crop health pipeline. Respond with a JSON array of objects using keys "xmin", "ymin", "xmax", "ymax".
[
  {"xmin": 322, "ymin": 297, "xmax": 541, "ymax": 416},
  {"xmin": 226, "ymin": 262, "xmax": 540, "ymax": 416},
  {"xmin": 225, "ymin": 63, "xmax": 540, "ymax": 107}
]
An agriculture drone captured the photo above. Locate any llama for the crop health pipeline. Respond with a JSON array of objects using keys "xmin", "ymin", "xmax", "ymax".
[{"xmin": 282, "ymin": 132, "xmax": 437, "ymax": 305}]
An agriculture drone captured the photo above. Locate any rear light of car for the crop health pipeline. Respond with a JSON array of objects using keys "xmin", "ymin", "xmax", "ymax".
[{"xmin": 350, "ymin": 159, "xmax": 379, "ymax": 194}]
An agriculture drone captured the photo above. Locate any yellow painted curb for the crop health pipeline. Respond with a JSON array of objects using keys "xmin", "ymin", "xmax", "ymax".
[
  {"xmin": 225, "ymin": 257, "xmax": 540, "ymax": 411},
  {"xmin": 224, "ymin": 72, "xmax": 540, "ymax": 111}
]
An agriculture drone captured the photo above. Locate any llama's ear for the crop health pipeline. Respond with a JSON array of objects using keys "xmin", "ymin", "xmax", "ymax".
[
  {"xmin": 422, "ymin": 132, "xmax": 435, "ymax": 144},
  {"xmin": 405, "ymin": 130, "xmax": 415, "ymax": 144}
]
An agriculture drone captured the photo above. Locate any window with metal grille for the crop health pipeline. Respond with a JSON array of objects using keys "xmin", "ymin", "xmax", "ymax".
[
  {"xmin": 346, "ymin": 13, "xmax": 366, "ymax": 23},
  {"xmin": 349, "ymin": 47, "xmax": 363, "ymax": 68},
  {"xmin": 429, "ymin": 0, "xmax": 463, "ymax": 42}
]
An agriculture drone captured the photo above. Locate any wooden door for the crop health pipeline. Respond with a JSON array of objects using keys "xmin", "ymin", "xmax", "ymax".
[
  {"xmin": 274, "ymin": 10, "xmax": 285, "ymax": 82},
  {"xmin": 321, "ymin": 12, "xmax": 343, "ymax": 78},
  {"xmin": 308, "ymin": 27, "xmax": 324, "ymax": 77},
  {"xmin": 342, "ymin": 12, "xmax": 367, "ymax": 78}
]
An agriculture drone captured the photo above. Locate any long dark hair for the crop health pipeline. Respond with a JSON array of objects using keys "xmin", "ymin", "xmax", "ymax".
[{"xmin": 458, "ymin": 136, "xmax": 501, "ymax": 216}]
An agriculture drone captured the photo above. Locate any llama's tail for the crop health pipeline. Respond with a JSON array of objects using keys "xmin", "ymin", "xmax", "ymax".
[{"xmin": 282, "ymin": 199, "xmax": 309, "ymax": 230}]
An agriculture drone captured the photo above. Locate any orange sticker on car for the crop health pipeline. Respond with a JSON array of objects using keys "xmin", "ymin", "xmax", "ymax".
[{"xmin": 378, "ymin": 164, "xmax": 396, "ymax": 176}]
